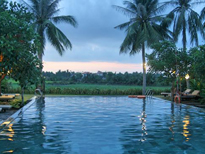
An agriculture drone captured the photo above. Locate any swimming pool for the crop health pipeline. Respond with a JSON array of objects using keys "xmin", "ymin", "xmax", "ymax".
[{"xmin": 0, "ymin": 96, "xmax": 205, "ymax": 153}]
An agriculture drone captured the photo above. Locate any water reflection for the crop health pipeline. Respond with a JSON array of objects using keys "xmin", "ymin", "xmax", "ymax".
[
  {"xmin": 169, "ymin": 102, "xmax": 192, "ymax": 142},
  {"xmin": 119, "ymin": 99, "xmax": 147, "ymax": 153},
  {"xmin": 169, "ymin": 102, "xmax": 175, "ymax": 140},
  {"xmin": 139, "ymin": 99, "xmax": 147, "ymax": 142},
  {"xmin": 0, "ymin": 96, "xmax": 204, "ymax": 153},
  {"xmin": 183, "ymin": 115, "xmax": 191, "ymax": 141}
]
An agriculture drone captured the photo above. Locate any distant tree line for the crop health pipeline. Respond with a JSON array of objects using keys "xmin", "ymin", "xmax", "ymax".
[{"xmin": 43, "ymin": 70, "xmax": 169, "ymax": 86}]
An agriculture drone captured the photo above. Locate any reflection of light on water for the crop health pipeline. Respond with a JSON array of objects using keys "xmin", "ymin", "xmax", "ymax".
[
  {"xmin": 0, "ymin": 122, "xmax": 15, "ymax": 153},
  {"xmin": 0, "ymin": 121, "xmax": 15, "ymax": 141},
  {"xmin": 42, "ymin": 126, "xmax": 47, "ymax": 135},
  {"xmin": 3, "ymin": 150, "xmax": 13, "ymax": 153},
  {"xmin": 169, "ymin": 119, "xmax": 175, "ymax": 140},
  {"xmin": 183, "ymin": 115, "xmax": 191, "ymax": 142},
  {"xmin": 139, "ymin": 111, "xmax": 147, "ymax": 142},
  {"xmin": 7, "ymin": 123, "xmax": 14, "ymax": 141}
]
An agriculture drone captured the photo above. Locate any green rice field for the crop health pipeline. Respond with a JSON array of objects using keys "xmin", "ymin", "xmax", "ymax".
[
  {"xmin": 45, "ymin": 83, "xmax": 170, "ymax": 90},
  {"xmin": 6, "ymin": 79, "xmax": 170, "ymax": 95}
]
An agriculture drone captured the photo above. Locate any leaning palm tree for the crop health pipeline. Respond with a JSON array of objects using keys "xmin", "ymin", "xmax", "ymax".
[
  {"xmin": 113, "ymin": 0, "xmax": 172, "ymax": 94},
  {"xmin": 22, "ymin": 0, "xmax": 78, "ymax": 62},
  {"xmin": 161, "ymin": 0, "xmax": 204, "ymax": 52}
]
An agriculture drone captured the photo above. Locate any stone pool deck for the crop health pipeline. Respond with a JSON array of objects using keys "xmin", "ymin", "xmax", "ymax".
[
  {"xmin": 156, "ymin": 95, "xmax": 205, "ymax": 108},
  {"xmin": 0, "ymin": 109, "xmax": 18, "ymax": 123},
  {"xmin": 0, "ymin": 97, "xmax": 36, "ymax": 124}
]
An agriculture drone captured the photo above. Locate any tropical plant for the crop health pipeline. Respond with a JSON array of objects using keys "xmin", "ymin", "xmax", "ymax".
[
  {"xmin": 113, "ymin": 0, "xmax": 172, "ymax": 94},
  {"xmin": 22, "ymin": 0, "xmax": 78, "ymax": 61},
  {"xmin": 0, "ymin": 1, "xmax": 39, "ymax": 95},
  {"xmin": 12, "ymin": 52, "xmax": 42, "ymax": 107},
  {"xmin": 161, "ymin": 0, "xmax": 204, "ymax": 51},
  {"xmin": 147, "ymin": 41, "xmax": 190, "ymax": 97},
  {"xmin": 189, "ymin": 45, "xmax": 205, "ymax": 81}
]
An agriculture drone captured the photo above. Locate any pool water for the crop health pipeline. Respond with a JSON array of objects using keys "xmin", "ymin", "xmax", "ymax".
[{"xmin": 1, "ymin": 96, "xmax": 205, "ymax": 153}]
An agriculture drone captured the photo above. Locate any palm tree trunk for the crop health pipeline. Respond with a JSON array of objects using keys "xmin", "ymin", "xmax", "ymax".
[
  {"xmin": 182, "ymin": 18, "xmax": 186, "ymax": 52},
  {"xmin": 21, "ymin": 86, "xmax": 25, "ymax": 107},
  {"xmin": 0, "ymin": 74, "xmax": 6, "ymax": 95},
  {"xmin": 142, "ymin": 42, "xmax": 146, "ymax": 95},
  {"xmin": 182, "ymin": 18, "xmax": 190, "ymax": 88},
  {"xmin": 37, "ymin": 49, "xmax": 45, "ymax": 94}
]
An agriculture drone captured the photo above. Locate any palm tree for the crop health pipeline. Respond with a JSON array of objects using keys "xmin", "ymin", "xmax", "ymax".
[
  {"xmin": 113, "ymin": 0, "xmax": 172, "ymax": 94},
  {"xmin": 161, "ymin": 0, "xmax": 204, "ymax": 52},
  {"xmin": 22, "ymin": 0, "xmax": 78, "ymax": 61}
]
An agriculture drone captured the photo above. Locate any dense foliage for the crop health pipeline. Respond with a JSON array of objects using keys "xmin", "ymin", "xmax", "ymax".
[
  {"xmin": 0, "ymin": 1, "xmax": 42, "ymax": 104},
  {"xmin": 147, "ymin": 41, "xmax": 205, "ymax": 100},
  {"xmin": 43, "ymin": 70, "xmax": 169, "ymax": 86}
]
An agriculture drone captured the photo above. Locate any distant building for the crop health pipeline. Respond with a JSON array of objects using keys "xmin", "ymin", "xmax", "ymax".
[
  {"xmin": 82, "ymin": 72, "xmax": 91, "ymax": 78},
  {"xmin": 96, "ymin": 71, "xmax": 103, "ymax": 76}
]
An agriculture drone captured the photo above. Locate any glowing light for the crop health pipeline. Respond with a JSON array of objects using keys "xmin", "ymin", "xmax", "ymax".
[{"xmin": 185, "ymin": 74, "xmax": 190, "ymax": 80}]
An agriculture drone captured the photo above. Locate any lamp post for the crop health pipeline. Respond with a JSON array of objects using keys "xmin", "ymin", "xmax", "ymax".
[{"xmin": 185, "ymin": 74, "xmax": 190, "ymax": 89}]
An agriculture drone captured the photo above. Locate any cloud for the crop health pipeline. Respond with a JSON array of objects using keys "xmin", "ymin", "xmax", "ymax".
[{"xmin": 43, "ymin": 0, "xmax": 145, "ymax": 65}]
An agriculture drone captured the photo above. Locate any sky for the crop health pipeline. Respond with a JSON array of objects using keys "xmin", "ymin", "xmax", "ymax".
[
  {"xmin": 43, "ymin": 0, "xmax": 144, "ymax": 73},
  {"xmin": 15, "ymin": 0, "xmax": 204, "ymax": 73},
  {"xmin": 15, "ymin": 0, "xmax": 147, "ymax": 73}
]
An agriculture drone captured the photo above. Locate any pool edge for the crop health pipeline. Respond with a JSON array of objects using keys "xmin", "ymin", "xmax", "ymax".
[{"xmin": 0, "ymin": 96, "xmax": 37, "ymax": 131}]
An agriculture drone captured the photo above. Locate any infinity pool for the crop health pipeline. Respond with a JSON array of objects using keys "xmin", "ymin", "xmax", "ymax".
[{"xmin": 0, "ymin": 96, "xmax": 205, "ymax": 153}]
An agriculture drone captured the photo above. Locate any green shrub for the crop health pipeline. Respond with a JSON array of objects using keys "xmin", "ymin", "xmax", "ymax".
[
  {"xmin": 43, "ymin": 87, "xmax": 169, "ymax": 95},
  {"xmin": 10, "ymin": 99, "xmax": 22, "ymax": 109}
]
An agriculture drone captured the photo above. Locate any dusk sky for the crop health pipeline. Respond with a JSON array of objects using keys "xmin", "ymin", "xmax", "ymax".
[
  {"xmin": 16, "ymin": 0, "xmax": 204, "ymax": 73},
  {"xmin": 43, "ymin": 0, "xmax": 144, "ymax": 73}
]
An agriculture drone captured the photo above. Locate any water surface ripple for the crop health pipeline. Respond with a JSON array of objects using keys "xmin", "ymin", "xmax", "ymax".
[{"xmin": 0, "ymin": 96, "xmax": 205, "ymax": 154}]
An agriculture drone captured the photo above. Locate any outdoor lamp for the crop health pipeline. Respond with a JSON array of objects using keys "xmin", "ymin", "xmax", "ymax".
[
  {"xmin": 0, "ymin": 54, "xmax": 3, "ymax": 62},
  {"xmin": 185, "ymin": 74, "xmax": 190, "ymax": 80}
]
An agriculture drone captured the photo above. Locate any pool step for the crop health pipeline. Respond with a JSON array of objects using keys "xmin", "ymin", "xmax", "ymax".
[{"xmin": 0, "ymin": 108, "xmax": 2, "ymax": 112}]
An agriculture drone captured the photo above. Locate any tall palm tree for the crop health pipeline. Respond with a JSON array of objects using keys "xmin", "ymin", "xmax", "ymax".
[
  {"xmin": 22, "ymin": 0, "xmax": 78, "ymax": 61},
  {"xmin": 113, "ymin": 0, "xmax": 171, "ymax": 94},
  {"xmin": 161, "ymin": 0, "xmax": 204, "ymax": 52}
]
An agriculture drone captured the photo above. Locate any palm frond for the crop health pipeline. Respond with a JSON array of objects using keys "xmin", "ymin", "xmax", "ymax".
[
  {"xmin": 46, "ymin": 21, "xmax": 72, "ymax": 55},
  {"xmin": 188, "ymin": 9, "xmax": 203, "ymax": 45},
  {"xmin": 123, "ymin": 0, "xmax": 138, "ymax": 13},
  {"xmin": 158, "ymin": 0, "xmax": 178, "ymax": 12},
  {"xmin": 21, "ymin": 0, "xmax": 39, "ymax": 15},
  {"xmin": 112, "ymin": 5, "xmax": 136, "ymax": 17},
  {"xmin": 37, "ymin": 24, "xmax": 46, "ymax": 55},
  {"xmin": 173, "ymin": 9, "xmax": 185, "ymax": 40},
  {"xmin": 46, "ymin": 0, "xmax": 61, "ymax": 17},
  {"xmin": 190, "ymin": 0, "xmax": 205, "ymax": 6},
  {"xmin": 52, "ymin": 15, "xmax": 77, "ymax": 27},
  {"xmin": 21, "ymin": 0, "xmax": 77, "ymax": 59},
  {"xmin": 114, "ymin": 0, "xmax": 173, "ymax": 57},
  {"xmin": 200, "ymin": 5, "xmax": 205, "ymax": 20},
  {"xmin": 114, "ymin": 21, "xmax": 132, "ymax": 30}
]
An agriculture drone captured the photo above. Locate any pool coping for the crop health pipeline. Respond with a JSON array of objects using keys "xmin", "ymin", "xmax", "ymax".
[{"xmin": 0, "ymin": 96, "xmax": 38, "ymax": 131}]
